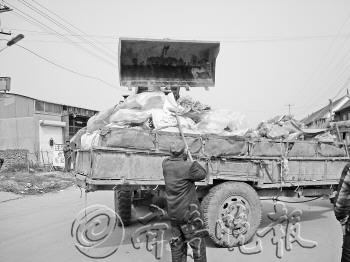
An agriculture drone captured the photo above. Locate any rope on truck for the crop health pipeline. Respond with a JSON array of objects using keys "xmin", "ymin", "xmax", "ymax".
[{"xmin": 260, "ymin": 196, "xmax": 323, "ymax": 203}]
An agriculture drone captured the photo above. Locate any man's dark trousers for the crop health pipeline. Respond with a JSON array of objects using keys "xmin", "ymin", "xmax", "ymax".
[
  {"xmin": 64, "ymin": 157, "xmax": 71, "ymax": 172},
  {"xmin": 343, "ymin": 230, "xmax": 350, "ymax": 262},
  {"xmin": 170, "ymin": 219, "xmax": 207, "ymax": 262}
]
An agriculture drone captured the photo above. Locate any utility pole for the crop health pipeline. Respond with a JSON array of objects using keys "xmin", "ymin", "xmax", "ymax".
[
  {"xmin": 0, "ymin": 3, "xmax": 12, "ymax": 36},
  {"xmin": 286, "ymin": 104, "xmax": 294, "ymax": 115}
]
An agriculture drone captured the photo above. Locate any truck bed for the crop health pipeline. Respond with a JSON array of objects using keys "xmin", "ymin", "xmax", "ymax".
[{"xmin": 75, "ymin": 134, "xmax": 349, "ymax": 190}]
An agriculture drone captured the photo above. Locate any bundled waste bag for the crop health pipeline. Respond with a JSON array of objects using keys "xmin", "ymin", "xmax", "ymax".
[
  {"xmin": 256, "ymin": 115, "xmax": 303, "ymax": 140},
  {"xmin": 151, "ymin": 109, "xmax": 197, "ymax": 130},
  {"xmin": 196, "ymin": 109, "xmax": 247, "ymax": 135},
  {"xmin": 79, "ymin": 91, "xmax": 344, "ymax": 158},
  {"xmin": 164, "ymin": 93, "xmax": 183, "ymax": 112},
  {"xmin": 266, "ymin": 125, "xmax": 290, "ymax": 139},
  {"xmin": 110, "ymin": 109, "xmax": 152, "ymax": 125},
  {"xmin": 119, "ymin": 91, "xmax": 166, "ymax": 110},
  {"xmin": 100, "ymin": 128, "xmax": 155, "ymax": 149},
  {"xmin": 81, "ymin": 131, "xmax": 101, "ymax": 150},
  {"xmin": 314, "ymin": 132, "xmax": 336, "ymax": 143},
  {"xmin": 70, "ymin": 127, "xmax": 87, "ymax": 148},
  {"xmin": 87, "ymin": 106, "xmax": 117, "ymax": 133},
  {"xmin": 288, "ymin": 142, "xmax": 316, "ymax": 157},
  {"xmin": 177, "ymin": 96, "xmax": 210, "ymax": 113}
]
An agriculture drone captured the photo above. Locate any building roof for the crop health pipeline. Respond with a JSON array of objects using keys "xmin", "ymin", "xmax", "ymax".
[
  {"xmin": 335, "ymin": 99, "xmax": 350, "ymax": 113},
  {"xmin": 302, "ymin": 95, "xmax": 349, "ymax": 125},
  {"xmin": 6, "ymin": 92, "xmax": 98, "ymax": 112}
]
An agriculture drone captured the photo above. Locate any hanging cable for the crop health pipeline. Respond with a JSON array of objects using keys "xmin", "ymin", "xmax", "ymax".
[
  {"xmin": 4, "ymin": 1, "xmax": 117, "ymax": 67},
  {"xmin": 294, "ymin": 9, "xmax": 350, "ymax": 111},
  {"xmin": 28, "ymin": 0, "xmax": 117, "ymax": 56},
  {"xmin": 15, "ymin": 44, "xmax": 119, "ymax": 89},
  {"xmin": 18, "ymin": 0, "xmax": 117, "ymax": 59}
]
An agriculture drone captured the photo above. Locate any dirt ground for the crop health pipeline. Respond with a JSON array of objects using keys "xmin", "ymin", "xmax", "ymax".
[{"xmin": 0, "ymin": 171, "xmax": 75, "ymax": 195}]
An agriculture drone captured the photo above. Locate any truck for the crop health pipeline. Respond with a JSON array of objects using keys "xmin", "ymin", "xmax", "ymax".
[{"xmin": 74, "ymin": 38, "xmax": 350, "ymax": 247}]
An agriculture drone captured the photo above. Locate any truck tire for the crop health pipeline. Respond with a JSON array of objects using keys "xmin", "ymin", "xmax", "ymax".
[
  {"xmin": 114, "ymin": 189, "xmax": 132, "ymax": 226},
  {"xmin": 201, "ymin": 181, "xmax": 262, "ymax": 247}
]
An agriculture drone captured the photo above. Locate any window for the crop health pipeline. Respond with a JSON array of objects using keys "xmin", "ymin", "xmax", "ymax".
[
  {"xmin": 343, "ymin": 114, "xmax": 348, "ymax": 121},
  {"xmin": 45, "ymin": 102, "xmax": 62, "ymax": 114},
  {"xmin": 35, "ymin": 100, "xmax": 44, "ymax": 112}
]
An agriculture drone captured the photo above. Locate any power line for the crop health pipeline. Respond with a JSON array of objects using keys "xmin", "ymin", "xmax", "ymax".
[
  {"xmin": 10, "ymin": 8, "xmax": 117, "ymax": 67},
  {"xmin": 295, "ymin": 9, "xmax": 350, "ymax": 112},
  {"xmin": 4, "ymin": 1, "xmax": 117, "ymax": 67},
  {"xmin": 15, "ymin": 44, "xmax": 119, "ymax": 89},
  {"xmin": 303, "ymin": 37, "xmax": 350, "ymax": 106},
  {"xmin": 5, "ymin": 26, "xmax": 350, "ymax": 42},
  {"xmin": 14, "ymin": 0, "xmax": 117, "ymax": 61},
  {"xmin": 332, "ymin": 76, "xmax": 350, "ymax": 101},
  {"xmin": 28, "ymin": 0, "xmax": 117, "ymax": 56},
  {"xmin": 19, "ymin": 0, "xmax": 117, "ymax": 59},
  {"xmin": 4, "ymin": 38, "xmax": 117, "ymax": 44}
]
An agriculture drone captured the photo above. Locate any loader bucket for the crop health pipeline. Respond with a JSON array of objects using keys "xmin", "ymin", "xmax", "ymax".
[{"xmin": 119, "ymin": 38, "xmax": 220, "ymax": 88}]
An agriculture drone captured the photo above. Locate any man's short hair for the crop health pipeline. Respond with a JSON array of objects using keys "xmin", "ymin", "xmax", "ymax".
[{"xmin": 170, "ymin": 142, "xmax": 185, "ymax": 157}]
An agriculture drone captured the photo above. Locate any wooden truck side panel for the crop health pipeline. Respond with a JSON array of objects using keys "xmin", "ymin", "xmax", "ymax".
[{"xmin": 75, "ymin": 147, "xmax": 349, "ymax": 188}]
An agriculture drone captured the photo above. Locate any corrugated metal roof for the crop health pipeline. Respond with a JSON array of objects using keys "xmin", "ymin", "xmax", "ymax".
[
  {"xmin": 302, "ymin": 96, "xmax": 349, "ymax": 125},
  {"xmin": 335, "ymin": 99, "xmax": 350, "ymax": 113},
  {"xmin": 6, "ymin": 92, "xmax": 98, "ymax": 112}
]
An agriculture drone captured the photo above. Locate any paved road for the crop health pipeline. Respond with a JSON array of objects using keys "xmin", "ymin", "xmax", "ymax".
[{"xmin": 0, "ymin": 186, "xmax": 344, "ymax": 262}]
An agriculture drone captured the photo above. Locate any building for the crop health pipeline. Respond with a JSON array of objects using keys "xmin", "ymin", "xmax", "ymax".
[
  {"xmin": 0, "ymin": 93, "xmax": 97, "ymax": 166},
  {"xmin": 302, "ymin": 94, "xmax": 350, "ymax": 128},
  {"xmin": 334, "ymin": 99, "xmax": 350, "ymax": 144}
]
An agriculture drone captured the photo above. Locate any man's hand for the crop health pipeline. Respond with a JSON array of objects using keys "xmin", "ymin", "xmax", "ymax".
[{"xmin": 340, "ymin": 217, "xmax": 349, "ymax": 235}]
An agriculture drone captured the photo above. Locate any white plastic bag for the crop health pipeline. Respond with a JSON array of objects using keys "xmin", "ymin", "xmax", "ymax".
[
  {"xmin": 86, "ymin": 106, "xmax": 117, "ymax": 133},
  {"xmin": 81, "ymin": 131, "xmax": 100, "ymax": 150},
  {"xmin": 119, "ymin": 91, "xmax": 166, "ymax": 110},
  {"xmin": 109, "ymin": 109, "xmax": 152, "ymax": 125},
  {"xmin": 196, "ymin": 109, "xmax": 247, "ymax": 134},
  {"xmin": 151, "ymin": 109, "xmax": 177, "ymax": 129},
  {"xmin": 151, "ymin": 109, "xmax": 196, "ymax": 130},
  {"xmin": 163, "ymin": 93, "xmax": 184, "ymax": 112}
]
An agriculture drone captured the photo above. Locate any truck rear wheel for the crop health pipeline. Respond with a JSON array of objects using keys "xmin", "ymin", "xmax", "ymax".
[
  {"xmin": 201, "ymin": 181, "xmax": 262, "ymax": 247},
  {"xmin": 114, "ymin": 189, "xmax": 132, "ymax": 226}
]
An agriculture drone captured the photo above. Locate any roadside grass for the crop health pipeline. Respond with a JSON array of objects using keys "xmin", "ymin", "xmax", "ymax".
[{"xmin": 0, "ymin": 171, "xmax": 75, "ymax": 195}]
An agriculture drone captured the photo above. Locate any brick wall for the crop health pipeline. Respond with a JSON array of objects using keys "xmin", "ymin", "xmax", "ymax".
[{"xmin": 0, "ymin": 149, "xmax": 28, "ymax": 171}]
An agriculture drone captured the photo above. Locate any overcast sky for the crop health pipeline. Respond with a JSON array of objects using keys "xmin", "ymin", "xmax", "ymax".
[{"xmin": 1, "ymin": 0, "xmax": 350, "ymax": 127}]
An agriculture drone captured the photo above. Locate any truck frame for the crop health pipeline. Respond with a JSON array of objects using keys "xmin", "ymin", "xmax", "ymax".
[{"xmin": 74, "ymin": 130, "xmax": 349, "ymax": 247}]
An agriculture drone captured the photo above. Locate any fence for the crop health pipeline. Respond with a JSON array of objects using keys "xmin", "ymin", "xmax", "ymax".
[{"xmin": 0, "ymin": 147, "xmax": 65, "ymax": 172}]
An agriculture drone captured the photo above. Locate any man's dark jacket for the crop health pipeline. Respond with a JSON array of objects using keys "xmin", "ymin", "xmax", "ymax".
[
  {"xmin": 335, "ymin": 165, "xmax": 350, "ymax": 222},
  {"xmin": 162, "ymin": 157, "xmax": 207, "ymax": 222}
]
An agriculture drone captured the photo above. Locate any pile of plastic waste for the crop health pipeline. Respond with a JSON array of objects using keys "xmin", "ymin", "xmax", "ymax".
[
  {"xmin": 246, "ymin": 115, "xmax": 304, "ymax": 140},
  {"xmin": 74, "ymin": 92, "xmax": 337, "ymax": 150},
  {"xmin": 245, "ymin": 114, "xmax": 337, "ymax": 142},
  {"xmin": 87, "ymin": 92, "xmax": 247, "ymax": 135},
  {"xmin": 76, "ymin": 92, "xmax": 248, "ymax": 149}
]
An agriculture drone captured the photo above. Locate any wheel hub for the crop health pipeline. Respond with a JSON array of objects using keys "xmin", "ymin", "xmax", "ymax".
[{"xmin": 217, "ymin": 196, "xmax": 250, "ymax": 242}]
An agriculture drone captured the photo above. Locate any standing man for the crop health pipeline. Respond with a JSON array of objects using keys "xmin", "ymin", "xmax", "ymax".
[
  {"xmin": 334, "ymin": 164, "xmax": 350, "ymax": 262},
  {"xmin": 63, "ymin": 140, "xmax": 72, "ymax": 172},
  {"xmin": 162, "ymin": 143, "xmax": 207, "ymax": 262}
]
